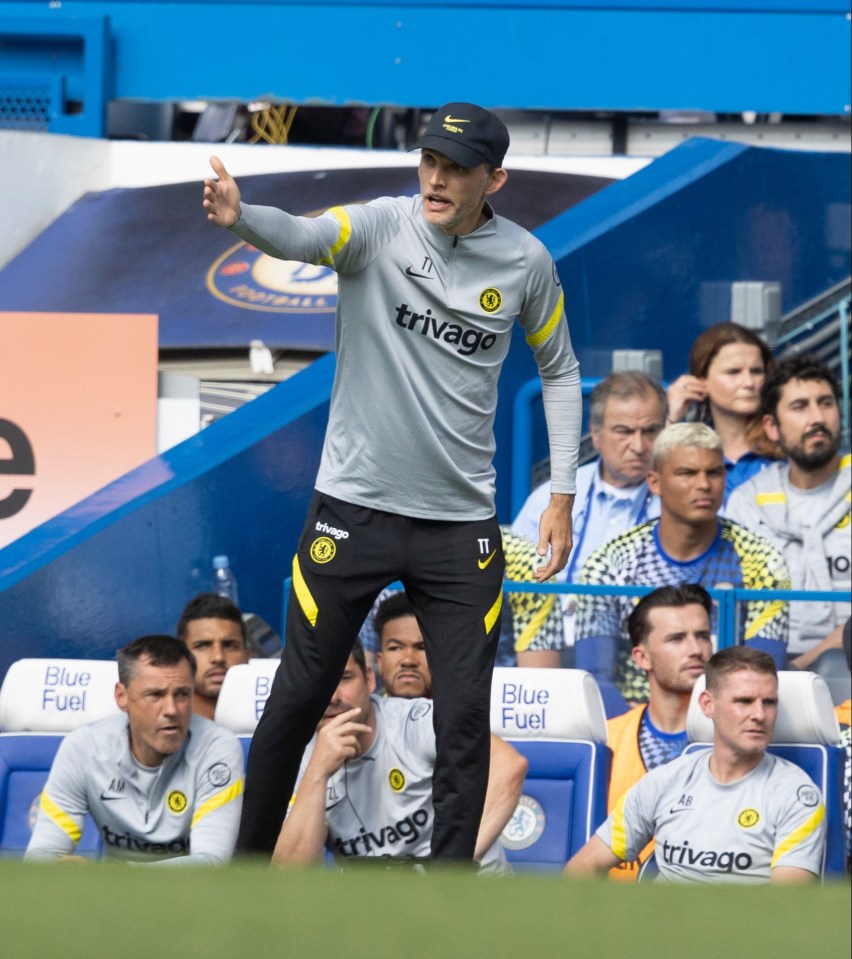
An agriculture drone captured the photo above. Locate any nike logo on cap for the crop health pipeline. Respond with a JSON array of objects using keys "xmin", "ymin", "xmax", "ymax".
[{"xmin": 444, "ymin": 115, "xmax": 470, "ymax": 124}]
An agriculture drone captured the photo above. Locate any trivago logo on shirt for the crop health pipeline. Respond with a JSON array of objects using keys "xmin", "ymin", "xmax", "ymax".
[
  {"xmin": 660, "ymin": 838, "xmax": 753, "ymax": 874},
  {"xmin": 391, "ymin": 302, "xmax": 498, "ymax": 356},
  {"xmin": 331, "ymin": 809, "xmax": 430, "ymax": 857},
  {"xmin": 101, "ymin": 826, "xmax": 189, "ymax": 856}
]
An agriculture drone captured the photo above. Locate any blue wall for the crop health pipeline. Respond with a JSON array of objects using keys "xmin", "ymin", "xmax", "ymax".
[
  {"xmin": 540, "ymin": 137, "xmax": 851, "ymax": 380},
  {"xmin": 1, "ymin": 0, "xmax": 849, "ymax": 136},
  {"xmin": 0, "ymin": 138, "xmax": 849, "ymax": 678}
]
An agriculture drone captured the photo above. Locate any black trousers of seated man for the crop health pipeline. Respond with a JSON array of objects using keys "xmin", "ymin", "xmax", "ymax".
[{"xmin": 237, "ymin": 491, "xmax": 505, "ymax": 861}]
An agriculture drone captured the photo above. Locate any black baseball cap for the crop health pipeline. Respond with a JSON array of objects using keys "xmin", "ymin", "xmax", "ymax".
[{"xmin": 413, "ymin": 102, "xmax": 510, "ymax": 169}]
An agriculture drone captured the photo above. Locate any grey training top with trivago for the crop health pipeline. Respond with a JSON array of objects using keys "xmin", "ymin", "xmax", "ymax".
[
  {"xmin": 25, "ymin": 713, "xmax": 244, "ymax": 865},
  {"xmin": 231, "ymin": 194, "xmax": 581, "ymax": 519},
  {"xmin": 294, "ymin": 695, "xmax": 509, "ymax": 872},
  {"xmin": 598, "ymin": 749, "xmax": 826, "ymax": 883}
]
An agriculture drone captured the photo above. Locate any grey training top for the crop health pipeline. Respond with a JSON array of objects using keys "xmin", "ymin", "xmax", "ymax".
[
  {"xmin": 597, "ymin": 748, "xmax": 826, "ymax": 883},
  {"xmin": 231, "ymin": 194, "xmax": 581, "ymax": 519},
  {"xmin": 25, "ymin": 713, "xmax": 244, "ymax": 865},
  {"xmin": 294, "ymin": 695, "xmax": 509, "ymax": 872}
]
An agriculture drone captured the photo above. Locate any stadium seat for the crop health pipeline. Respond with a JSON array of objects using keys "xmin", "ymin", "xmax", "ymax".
[
  {"xmin": 214, "ymin": 658, "xmax": 280, "ymax": 761},
  {"xmin": 492, "ymin": 667, "xmax": 611, "ymax": 872},
  {"xmin": 0, "ymin": 658, "xmax": 120, "ymax": 858},
  {"xmin": 685, "ymin": 670, "xmax": 845, "ymax": 877}
]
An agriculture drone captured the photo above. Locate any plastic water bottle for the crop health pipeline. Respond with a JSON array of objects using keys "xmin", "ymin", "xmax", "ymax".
[{"xmin": 211, "ymin": 554, "xmax": 240, "ymax": 607}]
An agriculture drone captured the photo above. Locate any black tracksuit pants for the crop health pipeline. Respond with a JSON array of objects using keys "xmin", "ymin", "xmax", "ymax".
[{"xmin": 237, "ymin": 491, "xmax": 505, "ymax": 861}]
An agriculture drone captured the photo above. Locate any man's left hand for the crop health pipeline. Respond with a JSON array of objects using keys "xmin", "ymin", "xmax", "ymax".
[{"xmin": 535, "ymin": 493, "xmax": 574, "ymax": 581}]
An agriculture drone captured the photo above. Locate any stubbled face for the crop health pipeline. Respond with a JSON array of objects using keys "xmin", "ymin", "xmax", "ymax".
[
  {"xmin": 764, "ymin": 378, "xmax": 841, "ymax": 471},
  {"xmin": 183, "ymin": 617, "xmax": 249, "ymax": 704},
  {"xmin": 648, "ymin": 446, "xmax": 726, "ymax": 526},
  {"xmin": 115, "ymin": 656, "xmax": 194, "ymax": 767},
  {"xmin": 704, "ymin": 343, "xmax": 765, "ymax": 419},
  {"xmin": 633, "ymin": 604, "xmax": 712, "ymax": 695},
  {"xmin": 700, "ymin": 668, "xmax": 778, "ymax": 760},
  {"xmin": 320, "ymin": 654, "xmax": 375, "ymax": 728},
  {"xmin": 418, "ymin": 150, "xmax": 505, "ymax": 236},
  {"xmin": 378, "ymin": 615, "xmax": 432, "ymax": 698},
  {"xmin": 592, "ymin": 392, "xmax": 666, "ymax": 488}
]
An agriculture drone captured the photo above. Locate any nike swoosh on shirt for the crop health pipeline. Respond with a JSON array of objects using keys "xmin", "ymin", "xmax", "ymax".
[
  {"xmin": 478, "ymin": 550, "xmax": 497, "ymax": 570},
  {"xmin": 100, "ymin": 794, "xmax": 124, "ymax": 802},
  {"xmin": 405, "ymin": 266, "xmax": 434, "ymax": 279},
  {"xmin": 669, "ymin": 806, "xmax": 691, "ymax": 814}
]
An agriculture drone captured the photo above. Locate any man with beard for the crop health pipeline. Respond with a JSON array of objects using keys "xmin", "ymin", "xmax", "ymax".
[
  {"xmin": 605, "ymin": 585, "xmax": 713, "ymax": 881},
  {"xmin": 727, "ymin": 355, "xmax": 851, "ymax": 673},
  {"xmin": 177, "ymin": 594, "xmax": 250, "ymax": 721}
]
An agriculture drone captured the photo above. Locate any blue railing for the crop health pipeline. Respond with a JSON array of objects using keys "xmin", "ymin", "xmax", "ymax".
[
  {"xmin": 502, "ymin": 583, "xmax": 851, "ymax": 650},
  {"xmin": 283, "ymin": 577, "xmax": 850, "ymax": 650}
]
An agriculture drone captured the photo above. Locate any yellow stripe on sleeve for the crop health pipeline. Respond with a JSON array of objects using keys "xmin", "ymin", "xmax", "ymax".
[
  {"xmin": 839, "ymin": 453, "xmax": 850, "ymax": 471},
  {"xmin": 191, "ymin": 779, "xmax": 244, "ymax": 830},
  {"xmin": 610, "ymin": 790, "xmax": 629, "ymax": 861},
  {"xmin": 484, "ymin": 591, "xmax": 503, "ymax": 636},
  {"xmin": 292, "ymin": 555, "xmax": 319, "ymax": 627},
  {"xmin": 318, "ymin": 206, "xmax": 352, "ymax": 266},
  {"xmin": 525, "ymin": 292, "xmax": 564, "ymax": 348},
  {"xmin": 39, "ymin": 791, "xmax": 82, "ymax": 845},
  {"xmin": 755, "ymin": 492, "xmax": 786, "ymax": 506},
  {"xmin": 771, "ymin": 803, "xmax": 825, "ymax": 868}
]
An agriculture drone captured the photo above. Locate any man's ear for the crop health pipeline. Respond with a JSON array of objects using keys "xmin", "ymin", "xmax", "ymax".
[
  {"xmin": 698, "ymin": 688, "xmax": 714, "ymax": 719},
  {"xmin": 590, "ymin": 425, "xmax": 602, "ymax": 454},
  {"xmin": 115, "ymin": 682, "xmax": 129, "ymax": 714},
  {"xmin": 485, "ymin": 167, "xmax": 508, "ymax": 196},
  {"xmin": 762, "ymin": 414, "xmax": 780, "ymax": 444},
  {"xmin": 367, "ymin": 667, "xmax": 377, "ymax": 694},
  {"xmin": 647, "ymin": 470, "xmax": 661, "ymax": 497},
  {"xmin": 631, "ymin": 644, "xmax": 651, "ymax": 673}
]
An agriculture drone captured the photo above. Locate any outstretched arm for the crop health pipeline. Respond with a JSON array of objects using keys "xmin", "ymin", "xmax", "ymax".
[{"xmin": 203, "ymin": 155, "xmax": 242, "ymax": 228}]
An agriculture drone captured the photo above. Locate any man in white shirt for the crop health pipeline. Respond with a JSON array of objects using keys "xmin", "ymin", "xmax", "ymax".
[{"xmin": 512, "ymin": 371, "xmax": 666, "ymax": 665}]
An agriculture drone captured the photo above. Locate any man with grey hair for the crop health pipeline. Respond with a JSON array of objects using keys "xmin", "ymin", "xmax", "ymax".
[
  {"xmin": 512, "ymin": 371, "xmax": 667, "ymax": 666},
  {"xmin": 574, "ymin": 422, "xmax": 791, "ymax": 705}
]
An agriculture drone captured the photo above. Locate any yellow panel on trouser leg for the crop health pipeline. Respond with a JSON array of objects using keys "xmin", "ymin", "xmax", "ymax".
[
  {"xmin": 292, "ymin": 555, "xmax": 318, "ymax": 626},
  {"xmin": 484, "ymin": 591, "xmax": 503, "ymax": 635}
]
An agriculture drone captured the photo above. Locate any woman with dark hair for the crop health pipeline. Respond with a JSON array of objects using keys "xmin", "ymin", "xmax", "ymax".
[{"xmin": 666, "ymin": 322, "xmax": 780, "ymax": 501}]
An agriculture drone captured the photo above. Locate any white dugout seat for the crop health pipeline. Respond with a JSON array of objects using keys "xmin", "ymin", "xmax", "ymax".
[{"xmin": 0, "ymin": 658, "xmax": 120, "ymax": 857}]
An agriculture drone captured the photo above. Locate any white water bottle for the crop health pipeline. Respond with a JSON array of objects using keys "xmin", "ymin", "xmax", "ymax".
[{"xmin": 211, "ymin": 554, "xmax": 240, "ymax": 606}]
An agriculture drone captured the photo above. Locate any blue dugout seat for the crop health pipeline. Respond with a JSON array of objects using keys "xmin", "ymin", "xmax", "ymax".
[
  {"xmin": 0, "ymin": 658, "xmax": 120, "ymax": 858},
  {"xmin": 685, "ymin": 669, "xmax": 846, "ymax": 878},
  {"xmin": 492, "ymin": 667, "xmax": 611, "ymax": 872}
]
